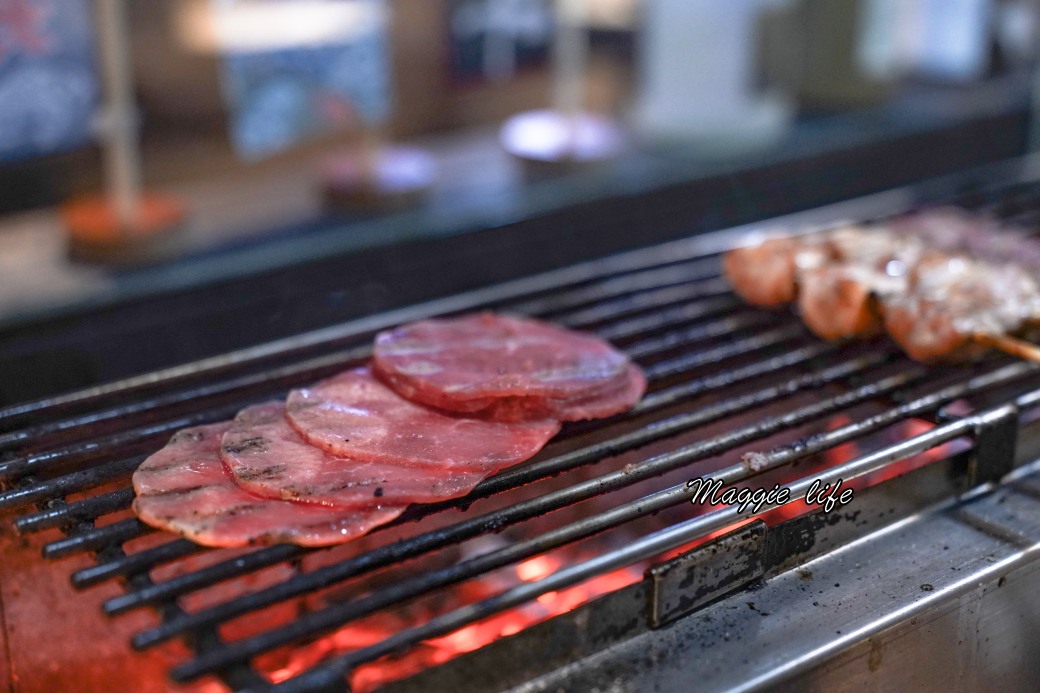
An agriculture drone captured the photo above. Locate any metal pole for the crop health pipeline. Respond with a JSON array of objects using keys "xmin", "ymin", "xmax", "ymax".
[
  {"xmin": 553, "ymin": 0, "xmax": 588, "ymax": 125},
  {"xmin": 95, "ymin": 0, "xmax": 142, "ymax": 229}
]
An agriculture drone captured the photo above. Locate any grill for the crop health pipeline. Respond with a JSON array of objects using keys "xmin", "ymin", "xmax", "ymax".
[{"xmin": 6, "ymin": 166, "xmax": 1040, "ymax": 692}]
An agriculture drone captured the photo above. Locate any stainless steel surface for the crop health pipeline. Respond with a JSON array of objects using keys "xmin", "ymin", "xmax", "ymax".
[{"xmin": 513, "ymin": 461, "xmax": 1040, "ymax": 693}]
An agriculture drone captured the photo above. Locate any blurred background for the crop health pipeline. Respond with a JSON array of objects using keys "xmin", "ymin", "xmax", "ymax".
[{"xmin": 1, "ymin": 0, "xmax": 1039, "ymax": 402}]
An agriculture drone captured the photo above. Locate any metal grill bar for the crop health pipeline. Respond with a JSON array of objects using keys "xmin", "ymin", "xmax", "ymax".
[
  {"xmin": 0, "ymin": 240, "xmax": 726, "ymax": 429},
  {"xmin": 162, "ymin": 360, "xmax": 1038, "ymax": 681},
  {"xmin": 94, "ymin": 341, "xmax": 843, "ymax": 604},
  {"xmin": 0, "ymin": 347, "xmax": 371, "ymax": 455},
  {"xmin": 506, "ymin": 257, "xmax": 720, "ymax": 316},
  {"xmin": 550, "ymin": 278, "xmax": 729, "ymax": 327},
  {"xmin": 0, "ymin": 284, "xmax": 770, "ymax": 488},
  {"xmin": 0, "ymin": 456, "xmax": 143, "ymax": 511},
  {"xmin": 43, "ymin": 518, "xmax": 149, "ymax": 559},
  {"xmin": 595, "ymin": 295, "xmax": 742, "ymax": 341},
  {"xmin": 74, "ymin": 539, "xmax": 212, "ymax": 589},
  {"xmin": 621, "ymin": 312, "xmax": 774, "ymax": 359},
  {"xmin": 121, "ymin": 349, "xmax": 891, "ymax": 633},
  {"xmin": 641, "ymin": 326, "xmax": 803, "ymax": 380},
  {"xmin": 0, "ymin": 404, "xmax": 248, "ymax": 484},
  {"xmin": 14, "ymin": 487, "xmax": 135, "ymax": 533},
  {"xmin": 156, "ymin": 365, "xmax": 933, "ymax": 672},
  {"xmin": 264, "ymin": 417, "xmax": 981, "ymax": 693},
  {"xmin": 625, "ymin": 341, "xmax": 835, "ymax": 415}
]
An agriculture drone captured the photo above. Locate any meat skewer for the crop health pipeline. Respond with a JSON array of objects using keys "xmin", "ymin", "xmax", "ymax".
[
  {"xmin": 725, "ymin": 225, "xmax": 920, "ymax": 340},
  {"xmin": 722, "ymin": 232, "xmax": 835, "ymax": 307},
  {"xmin": 723, "ymin": 214, "xmax": 1040, "ymax": 363},
  {"xmin": 974, "ymin": 332, "xmax": 1040, "ymax": 363},
  {"xmin": 883, "ymin": 251, "xmax": 1040, "ymax": 361},
  {"xmin": 891, "ymin": 207, "xmax": 1040, "ymax": 272},
  {"xmin": 795, "ymin": 226, "xmax": 925, "ymax": 340}
]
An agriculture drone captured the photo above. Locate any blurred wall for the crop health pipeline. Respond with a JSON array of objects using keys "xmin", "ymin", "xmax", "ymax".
[
  {"xmin": 128, "ymin": 0, "xmax": 557, "ymax": 138},
  {"xmin": 127, "ymin": 0, "xmax": 637, "ymax": 139}
]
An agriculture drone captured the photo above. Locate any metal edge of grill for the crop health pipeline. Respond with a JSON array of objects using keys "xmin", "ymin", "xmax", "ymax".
[{"xmin": 4, "ymin": 159, "xmax": 1040, "ymax": 692}]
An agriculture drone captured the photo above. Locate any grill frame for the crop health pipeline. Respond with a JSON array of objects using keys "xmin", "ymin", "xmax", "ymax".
[{"xmin": 6, "ymin": 169, "xmax": 1040, "ymax": 692}]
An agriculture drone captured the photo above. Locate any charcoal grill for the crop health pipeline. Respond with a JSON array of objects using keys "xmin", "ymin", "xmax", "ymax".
[{"xmin": 6, "ymin": 165, "xmax": 1040, "ymax": 692}]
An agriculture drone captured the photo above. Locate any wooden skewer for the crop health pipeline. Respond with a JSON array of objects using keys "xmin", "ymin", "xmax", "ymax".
[{"xmin": 973, "ymin": 333, "xmax": 1040, "ymax": 364}]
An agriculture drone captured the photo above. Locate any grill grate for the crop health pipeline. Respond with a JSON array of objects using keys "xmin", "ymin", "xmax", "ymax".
[{"xmin": 5, "ymin": 179, "xmax": 1040, "ymax": 692}]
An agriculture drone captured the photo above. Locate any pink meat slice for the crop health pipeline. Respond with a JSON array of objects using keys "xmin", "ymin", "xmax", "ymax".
[
  {"xmin": 372, "ymin": 312, "xmax": 644, "ymax": 421},
  {"xmin": 285, "ymin": 368, "xmax": 561, "ymax": 469},
  {"xmin": 538, "ymin": 363, "xmax": 647, "ymax": 421},
  {"xmin": 132, "ymin": 422, "xmax": 405, "ymax": 548},
  {"xmin": 222, "ymin": 401, "xmax": 490, "ymax": 507}
]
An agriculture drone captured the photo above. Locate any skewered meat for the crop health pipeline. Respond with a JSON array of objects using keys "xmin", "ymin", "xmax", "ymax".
[
  {"xmin": 721, "ymin": 234, "xmax": 834, "ymax": 307},
  {"xmin": 796, "ymin": 265, "xmax": 889, "ymax": 340},
  {"xmin": 133, "ymin": 422, "xmax": 405, "ymax": 548},
  {"xmin": 724, "ymin": 225, "xmax": 923, "ymax": 318},
  {"xmin": 795, "ymin": 227, "xmax": 924, "ymax": 340},
  {"xmin": 891, "ymin": 207, "xmax": 1040, "ymax": 270},
  {"xmin": 372, "ymin": 312, "xmax": 645, "ymax": 421},
  {"xmin": 723, "ymin": 212, "xmax": 1040, "ymax": 361},
  {"xmin": 884, "ymin": 253, "xmax": 1040, "ymax": 361},
  {"xmin": 222, "ymin": 402, "xmax": 490, "ymax": 508}
]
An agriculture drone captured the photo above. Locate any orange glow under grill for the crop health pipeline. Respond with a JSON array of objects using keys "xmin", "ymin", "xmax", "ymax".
[{"xmin": 261, "ymin": 415, "xmax": 962, "ymax": 691}]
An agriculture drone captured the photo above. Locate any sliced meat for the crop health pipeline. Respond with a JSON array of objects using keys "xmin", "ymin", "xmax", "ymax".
[
  {"xmin": 478, "ymin": 363, "xmax": 647, "ymax": 421},
  {"xmin": 371, "ymin": 312, "xmax": 644, "ymax": 421},
  {"xmin": 222, "ymin": 401, "xmax": 489, "ymax": 507},
  {"xmin": 285, "ymin": 368, "xmax": 561, "ymax": 469},
  {"xmin": 132, "ymin": 422, "xmax": 405, "ymax": 548}
]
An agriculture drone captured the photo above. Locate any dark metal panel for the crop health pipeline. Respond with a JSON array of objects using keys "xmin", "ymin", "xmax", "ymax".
[{"xmin": 648, "ymin": 523, "xmax": 766, "ymax": 629}]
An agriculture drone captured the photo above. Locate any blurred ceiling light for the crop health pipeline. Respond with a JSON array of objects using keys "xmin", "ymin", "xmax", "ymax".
[{"xmin": 176, "ymin": 0, "xmax": 385, "ymax": 54}]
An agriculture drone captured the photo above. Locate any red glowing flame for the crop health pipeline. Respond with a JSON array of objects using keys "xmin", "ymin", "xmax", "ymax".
[
  {"xmin": 664, "ymin": 415, "xmax": 963, "ymax": 553},
  {"xmin": 824, "ymin": 414, "xmax": 860, "ymax": 467},
  {"xmin": 264, "ymin": 550, "xmax": 642, "ymax": 691},
  {"xmin": 261, "ymin": 415, "xmax": 964, "ymax": 690},
  {"xmin": 765, "ymin": 415, "xmax": 961, "ymax": 524}
]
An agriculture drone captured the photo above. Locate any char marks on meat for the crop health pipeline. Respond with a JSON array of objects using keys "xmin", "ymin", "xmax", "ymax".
[
  {"xmin": 133, "ymin": 313, "xmax": 647, "ymax": 548},
  {"xmin": 132, "ymin": 422, "xmax": 405, "ymax": 548},
  {"xmin": 285, "ymin": 368, "xmax": 561, "ymax": 469},
  {"xmin": 223, "ymin": 401, "xmax": 490, "ymax": 507},
  {"xmin": 372, "ymin": 312, "xmax": 645, "ymax": 421}
]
